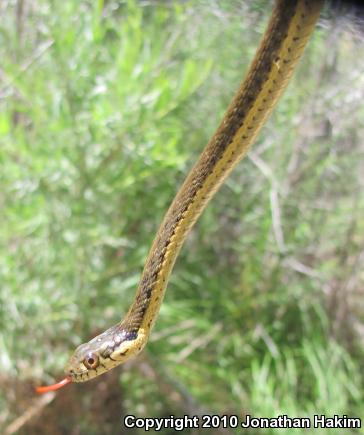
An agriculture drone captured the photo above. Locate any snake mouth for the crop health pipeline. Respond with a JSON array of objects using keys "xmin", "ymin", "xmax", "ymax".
[
  {"xmin": 64, "ymin": 363, "xmax": 90, "ymax": 382},
  {"xmin": 64, "ymin": 353, "xmax": 113, "ymax": 382},
  {"xmin": 65, "ymin": 368, "xmax": 100, "ymax": 382}
]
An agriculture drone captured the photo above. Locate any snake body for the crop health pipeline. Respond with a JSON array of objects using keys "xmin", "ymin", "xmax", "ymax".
[{"xmin": 63, "ymin": 0, "xmax": 324, "ymax": 383}]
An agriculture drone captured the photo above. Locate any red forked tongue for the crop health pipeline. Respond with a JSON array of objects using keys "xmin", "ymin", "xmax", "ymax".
[{"xmin": 35, "ymin": 377, "xmax": 72, "ymax": 394}]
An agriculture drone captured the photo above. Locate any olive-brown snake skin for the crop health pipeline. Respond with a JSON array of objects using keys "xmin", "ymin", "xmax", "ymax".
[{"xmin": 36, "ymin": 0, "xmax": 324, "ymax": 391}]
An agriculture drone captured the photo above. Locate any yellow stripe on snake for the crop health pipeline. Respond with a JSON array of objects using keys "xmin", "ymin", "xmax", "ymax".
[{"xmin": 37, "ymin": 0, "xmax": 324, "ymax": 391}]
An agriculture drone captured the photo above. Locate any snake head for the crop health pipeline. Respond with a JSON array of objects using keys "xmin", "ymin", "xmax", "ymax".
[{"xmin": 64, "ymin": 324, "xmax": 147, "ymax": 382}]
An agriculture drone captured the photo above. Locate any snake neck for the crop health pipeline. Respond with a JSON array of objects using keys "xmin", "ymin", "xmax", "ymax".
[{"xmin": 120, "ymin": 0, "xmax": 323, "ymax": 339}]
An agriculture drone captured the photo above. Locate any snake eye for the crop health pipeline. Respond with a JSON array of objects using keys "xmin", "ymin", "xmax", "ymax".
[{"xmin": 83, "ymin": 352, "xmax": 99, "ymax": 370}]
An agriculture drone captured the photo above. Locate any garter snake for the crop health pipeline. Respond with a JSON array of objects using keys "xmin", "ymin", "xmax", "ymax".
[{"xmin": 37, "ymin": 0, "xmax": 324, "ymax": 392}]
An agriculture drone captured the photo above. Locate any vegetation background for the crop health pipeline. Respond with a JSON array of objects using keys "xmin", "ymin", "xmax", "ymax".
[{"xmin": 1, "ymin": 0, "xmax": 364, "ymax": 433}]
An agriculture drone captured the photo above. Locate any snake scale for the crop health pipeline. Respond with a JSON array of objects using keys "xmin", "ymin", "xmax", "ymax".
[{"xmin": 37, "ymin": 0, "xmax": 324, "ymax": 393}]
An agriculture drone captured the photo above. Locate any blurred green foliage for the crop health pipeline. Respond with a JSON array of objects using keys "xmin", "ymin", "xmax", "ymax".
[{"xmin": 1, "ymin": 0, "xmax": 364, "ymax": 433}]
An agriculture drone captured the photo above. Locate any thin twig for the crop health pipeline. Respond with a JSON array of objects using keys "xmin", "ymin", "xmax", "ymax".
[
  {"xmin": 270, "ymin": 188, "xmax": 286, "ymax": 253},
  {"xmin": 174, "ymin": 323, "xmax": 222, "ymax": 363},
  {"xmin": 249, "ymin": 152, "xmax": 286, "ymax": 252},
  {"xmin": 283, "ymin": 256, "xmax": 323, "ymax": 279},
  {"xmin": 4, "ymin": 392, "xmax": 55, "ymax": 435},
  {"xmin": 0, "ymin": 39, "xmax": 54, "ymax": 95}
]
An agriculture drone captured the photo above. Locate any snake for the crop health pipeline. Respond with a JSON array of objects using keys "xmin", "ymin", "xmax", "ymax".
[{"xmin": 36, "ymin": 0, "xmax": 324, "ymax": 393}]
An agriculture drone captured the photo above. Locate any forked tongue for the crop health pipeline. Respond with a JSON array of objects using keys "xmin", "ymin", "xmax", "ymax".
[{"xmin": 35, "ymin": 377, "xmax": 72, "ymax": 394}]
